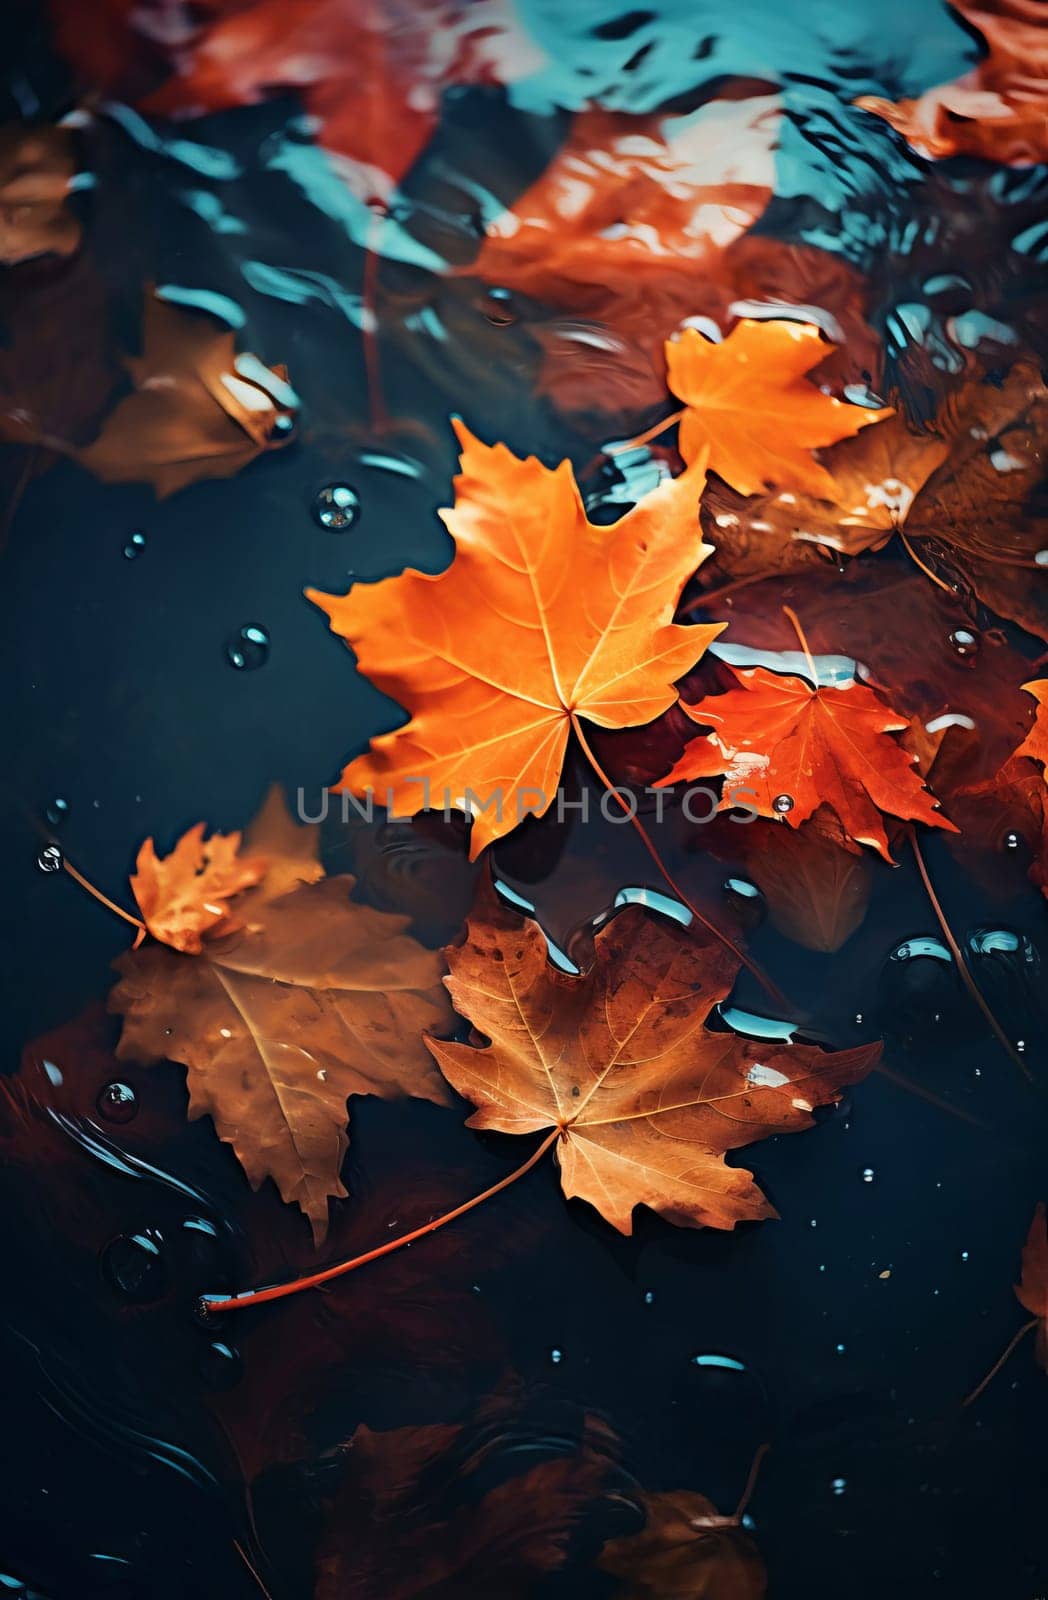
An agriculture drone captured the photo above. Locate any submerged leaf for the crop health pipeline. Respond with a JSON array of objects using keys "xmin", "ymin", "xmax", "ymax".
[
  {"xmin": 599, "ymin": 1488, "xmax": 766, "ymax": 1599},
  {"xmin": 856, "ymin": 0, "xmax": 1048, "ymax": 167},
  {"xmin": 75, "ymin": 294, "xmax": 297, "ymax": 497}
]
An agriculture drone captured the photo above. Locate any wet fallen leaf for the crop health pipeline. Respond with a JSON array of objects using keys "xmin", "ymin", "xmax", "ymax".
[
  {"xmin": 0, "ymin": 123, "xmax": 81, "ymax": 265},
  {"xmin": 316, "ymin": 1392, "xmax": 618, "ymax": 1600},
  {"xmin": 109, "ymin": 873, "xmax": 455, "ymax": 1239},
  {"xmin": 658, "ymin": 665, "xmax": 955, "ymax": 861},
  {"xmin": 1016, "ymin": 680, "xmax": 1048, "ymax": 770},
  {"xmin": 426, "ymin": 887, "xmax": 879, "ymax": 1232},
  {"xmin": 1015, "ymin": 1201, "xmax": 1048, "ymax": 1369},
  {"xmin": 667, "ymin": 320, "xmax": 890, "ymax": 497},
  {"xmin": 467, "ymin": 95, "xmax": 779, "ymax": 416},
  {"xmin": 130, "ymin": 822, "xmax": 268, "ymax": 954},
  {"xmin": 690, "ymin": 361, "xmax": 1048, "ymax": 637},
  {"xmin": 856, "ymin": 0, "xmax": 1048, "ymax": 167},
  {"xmin": 138, "ymin": 0, "xmax": 534, "ymax": 197},
  {"xmin": 734, "ymin": 809, "xmax": 875, "ymax": 953},
  {"xmin": 949, "ymin": 756, "xmax": 1048, "ymax": 901},
  {"xmin": 75, "ymin": 293, "xmax": 298, "ymax": 497},
  {"xmin": 241, "ymin": 781, "xmax": 326, "ymax": 904},
  {"xmin": 599, "ymin": 1488, "xmax": 766, "ymax": 1599},
  {"xmin": 308, "ymin": 420, "xmax": 720, "ymax": 857}
]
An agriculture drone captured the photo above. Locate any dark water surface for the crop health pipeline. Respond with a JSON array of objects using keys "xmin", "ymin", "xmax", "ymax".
[{"xmin": 1, "ymin": 2, "xmax": 1046, "ymax": 1596}]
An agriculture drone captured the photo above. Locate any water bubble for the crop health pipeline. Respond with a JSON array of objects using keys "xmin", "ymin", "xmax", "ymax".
[
  {"xmin": 45, "ymin": 797, "xmax": 69, "ymax": 827},
  {"xmin": 101, "ymin": 1230, "xmax": 166, "ymax": 1302},
  {"xmin": 854, "ymin": 1012, "xmax": 864, "ymax": 1025},
  {"xmin": 772, "ymin": 794, "xmax": 794, "ymax": 814},
  {"xmin": 550, "ymin": 1347, "xmax": 563, "ymax": 1364},
  {"xmin": 832, "ymin": 1477, "xmax": 847, "ymax": 1496},
  {"xmin": 1016, "ymin": 1039, "xmax": 1026, "ymax": 1053},
  {"xmin": 197, "ymin": 1339, "xmax": 243, "ymax": 1390},
  {"xmin": 483, "ymin": 287, "xmax": 516, "ymax": 326},
  {"xmin": 37, "ymin": 843, "xmax": 63, "ymax": 874},
  {"xmin": 643, "ymin": 1290, "xmax": 655, "ymax": 1305},
  {"xmin": 1035, "ymin": 550, "xmax": 1048, "ymax": 568},
  {"xmin": 312, "ymin": 483, "xmax": 361, "ymax": 531},
  {"xmin": 225, "ymin": 624, "xmax": 270, "ymax": 670},
  {"xmin": 271, "ymin": 411, "xmax": 296, "ymax": 440},
  {"xmin": 862, "ymin": 1168, "xmax": 875, "ymax": 1183},
  {"xmin": 1002, "ymin": 830, "xmax": 1025, "ymax": 853},
  {"xmin": 122, "ymin": 531, "xmax": 147, "ymax": 560},
  {"xmin": 948, "ymin": 627, "xmax": 979, "ymax": 657},
  {"xmin": 836, "ymin": 1342, "xmax": 847, "ymax": 1354},
  {"xmin": 960, "ymin": 1250, "xmax": 970, "ymax": 1261},
  {"xmin": 96, "ymin": 1081, "xmax": 138, "ymax": 1124}
]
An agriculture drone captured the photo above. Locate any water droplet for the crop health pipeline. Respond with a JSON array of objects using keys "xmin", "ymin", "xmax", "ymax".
[
  {"xmin": 1016, "ymin": 1039, "xmax": 1026, "ymax": 1053},
  {"xmin": 225, "ymin": 624, "xmax": 270, "ymax": 670},
  {"xmin": 836, "ymin": 1342, "xmax": 847, "ymax": 1354},
  {"xmin": 550, "ymin": 1347, "xmax": 563, "ymax": 1364},
  {"xmin": 1003, "ymin": 830, "xmax": 1025, "ymax": 853},
  {"xmin": 122, "ymin": 531, "xmax": 147, "ymax": 560},
  {"xmin": 862, "ymin": 1167, "xmax": 875, "ymax": 1183},
  {"xmin": 948, "ymin": 627, "xmax": 979, "ymax": 657},
  {"xmin": 37, "ymin": 843, "xmax": 63, "ymax": 873},
  {"xmin": 854, "ymin": 1012, "xmax": 864, "ymax": 1025},
  {"xmin": 483, "ymin": 287, "xmax": 516, "ymax": 326},
  {"xmin": 312, "ymin": 483, "xmax": 360, "ymax": 531},
  {"xmin": 960, "ymin": 1250, "xmax": 970, "ymax": 1261},
  {"xmin": 45, "ymin": 797, "xmax": 69, "ymax": 827},
  {"xmin": 832, "ymin": 1477, "xmax": 847, "ymax": 1496},
  {"xmin": 271, "ymin": 411, "xmax": 296, "ymax": 440},
  {"xmin": 197, "ymin": 1339, "xmax": 243, "ymax": 1390},
  {"xmin": 772, "ymin": 793, "xmax": 794, "ymax": 814},
  {"xmin": 643, "ymin": 1289, "xmax": 655, "ymax": 1305},
  {"xmin": 96, "ymin": 1081, "xmax": 138, "ymax": 1124},
  {"xmin": 101, "ymin": 1230, "xmax": 166, "ymax": 1302},
  {"xmin": 1035, "ymin": 550, "xmax": 1048, "ymax": 568}
]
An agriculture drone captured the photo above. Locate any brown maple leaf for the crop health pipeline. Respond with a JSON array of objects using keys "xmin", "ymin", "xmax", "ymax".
[
  {"xmin": 426, "ymin": 889, "xmax": 879, "ymax": 1233},
  {"xmin": 666, "ymin": 319, "xmax": 891, "ymax": 498},
  {"xmin": 0, "ymin": 123, "xmax": 81, "ymax": 266},
  {"xmin": 691, "ymin": 362, "xmax": 1048, "ymax": 639},
  {"xmin": 599, "ymin": 1488, "xmax": 766, "ymax": 1599},
  {"xmin": 657, "ymin": 664, "xmax": 955, "ymax": 861},
  {"xmin": 308, "ymin": 420, "xmax": 720, "ymax": 858},
  {"xmin": 316, "ymin": 1400, "xmax": 619, "ymax": 1599},
  {"xmin": 130, "ymin": 822, "xmax": 268, "ymax": 954},
  {"xmin": 109, "ymin": 873, "xmax": 456, "ymax": 1239},
  {"xmin": 1015, "ymin": 1202, "xmax": 1048, "ymax": 1370},
  {"xmin": 856, "ymin": 0, "xmax": 1048, "ymax": 167},
  {"xmin": 75, "ymin": 293, "xmax": 297, "ymax": 497},
  {"xmin": 733, "ymin": 808, "xmax": 875, "ymax": 953}
]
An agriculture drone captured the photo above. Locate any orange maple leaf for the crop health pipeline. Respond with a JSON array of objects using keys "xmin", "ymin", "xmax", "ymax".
[
  {"xmin": 130, "ymin": 822, "xmax": 268, "ymax": 954},
  {"xmin": 425, "ymin": 891, "xmax": 879, "ymax": 1234},
  {"xmin": 856, "ymin": 0, "xmax": 1048, "ymax": 167},
  {"xmin": 307, "ymin": 421, "xmax": 720, "ymax": 858},
  {"xmin": 1017, "ymin": 681, "xmax": 1048, "ymax": 773},
  {"xmin": 665, "ymin": 320, "xmax": 891, "ymax": 498},
  {"xmin": 656, "ymin": 665, "xmax": 956, "ymax": 861}
]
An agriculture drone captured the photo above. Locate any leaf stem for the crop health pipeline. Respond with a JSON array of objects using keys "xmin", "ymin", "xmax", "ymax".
[
  {"xmin": 679, "ymin": 570, "xmax": 784, "ymax": 617},
  {"xmin": 606, "ymin": 408, "xmax": 685, "ymax": 457},
  {"xmin": 907, "ymin": 826, "xmax": 1031, "ymax": 1081},
  {"xmin": 781, "ymin": 604, "xmax": 819, "ymax": 685},
  {"xmin": 569, "ymin": 713, "xmax": 790, "ymax": 1011},
  {"xmin": 962, "ymin": 1318, "xmax": 1037, "ymax": 1408},
  {"xmin": 897, "ymin": 529, "xmax": 955, "ymax": 596},
  {"xmin": 731, "ymin": 1441, "xmax": 770, "ymax": 1523},
  {"xmin": 200, "ymin": 1127, "xmax": 561, "ymax": 1314},
  {"xmin": 62, "ymin": 857, "xmax": 146, "ymax": 937}
]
